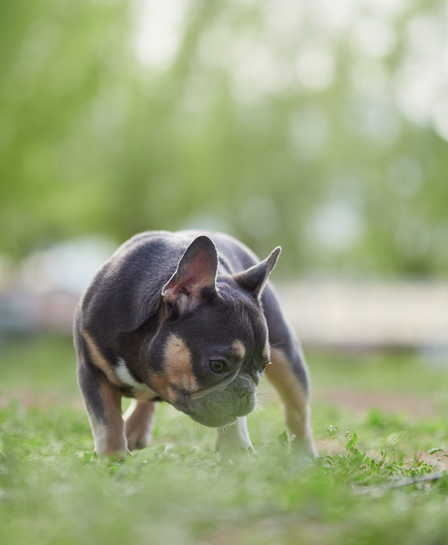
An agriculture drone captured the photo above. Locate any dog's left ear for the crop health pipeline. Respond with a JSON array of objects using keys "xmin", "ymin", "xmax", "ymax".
[
  {"xmin": 234, "ymin": 246, "xmax": 281, "ymax": 299},
  {"xmin": 162, "ymin": 236, "xmax": 218, "ymax": 315}
]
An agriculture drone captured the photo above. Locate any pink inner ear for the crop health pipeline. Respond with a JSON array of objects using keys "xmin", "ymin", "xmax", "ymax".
[
  {"xmin": 178, "ymin": 275, "xmax": 199, "ymax": 295},
  {"xmin": 165, "ymin": 249, "xmax": 216, "ymax": 301},
  {"xmin": 182, "ymin": 250, "xmax": 216, "ymax": 288}
]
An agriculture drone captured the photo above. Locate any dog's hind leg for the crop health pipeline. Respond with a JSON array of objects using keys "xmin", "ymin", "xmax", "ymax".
[
  {"xmin": 265, "ymin": 347, "xmax": 316, "ymax": 456},
  {"xmin": 262, "ymin": 286, "xmax": 316, "ymax": 457},
  {"xmin": 124, "ymin": 400, "xmax": 156, "ymax": 450}
]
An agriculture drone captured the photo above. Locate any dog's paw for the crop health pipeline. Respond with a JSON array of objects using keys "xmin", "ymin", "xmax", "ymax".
[
  {"xmin": 125, "ymin": 428, "xmax": 152, "ymax": 451},
  {"xmin": 215, "ymin": 417, "xmax": 256, "ymax": 463}
]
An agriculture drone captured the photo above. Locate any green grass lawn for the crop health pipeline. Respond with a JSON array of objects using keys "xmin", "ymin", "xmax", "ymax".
[{"xmin": 1, "ymin": 336, "xmax": 448, "ymax": 545}]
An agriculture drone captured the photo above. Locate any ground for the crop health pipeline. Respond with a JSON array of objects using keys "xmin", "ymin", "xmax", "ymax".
[{"xmin": 1, "ymin": 336, "xmax": 448, "ymax": 545}]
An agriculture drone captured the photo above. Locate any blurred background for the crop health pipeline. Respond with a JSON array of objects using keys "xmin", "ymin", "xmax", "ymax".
[{"xmin": 0, "ymin": 0, "xmax": 447, "ymax": 355}]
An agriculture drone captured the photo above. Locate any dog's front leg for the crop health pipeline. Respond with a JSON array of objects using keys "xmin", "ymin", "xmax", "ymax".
[
  {"xmin": 77, "ymin": 357, "xmax": 127, "ymax": 459},
  {"xmin": 215, "ymin": 417, "xmax": 254, "ymax": 461}
]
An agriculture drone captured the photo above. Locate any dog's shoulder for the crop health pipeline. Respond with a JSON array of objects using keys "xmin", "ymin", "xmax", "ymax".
[{"xmin": 77, "ymin": 232, "xmax": 181, "ymax": 335}]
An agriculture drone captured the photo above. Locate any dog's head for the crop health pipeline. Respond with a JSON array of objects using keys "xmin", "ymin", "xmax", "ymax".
[{"xmin": 146, "ymin": 236, "xmax": 281, "ymax": 427}]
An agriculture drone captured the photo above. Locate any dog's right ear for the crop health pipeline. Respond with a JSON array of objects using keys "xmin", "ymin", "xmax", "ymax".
[
  {"xmin": 234, "ymin": 246, "xmax": 281, "ymax": 299},
  {"xmin": 162, "ymin": 236, "xmax": 218, "ymax": 316}
]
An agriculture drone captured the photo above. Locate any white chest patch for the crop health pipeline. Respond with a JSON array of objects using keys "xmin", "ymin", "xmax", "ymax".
[{"xmin": 115, "ymin": 358, "xmax": 157, "ymax": 397}]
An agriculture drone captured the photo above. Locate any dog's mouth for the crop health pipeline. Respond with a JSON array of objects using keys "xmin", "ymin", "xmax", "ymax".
[
  {"xmin": 175, "ymin": 392, "xmax": 257, "ymax": 428},
  {"xmin": 163, "ymin": 371, "xmax": 258, "ymax": 428},
  {"xmin": 187, "ymin": 411, "xmax": 237, "ymax": 428}
]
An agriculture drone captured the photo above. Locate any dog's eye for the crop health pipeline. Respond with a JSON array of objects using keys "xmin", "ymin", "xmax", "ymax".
[{"xmin": 209, "ymin": 359, "xmax": 227, "ymax": 374}]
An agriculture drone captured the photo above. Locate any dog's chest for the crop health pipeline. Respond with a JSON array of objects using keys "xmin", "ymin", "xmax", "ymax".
[{"xmin": 115, "ymin": 358, "xmax": 159, "ymax": 401}]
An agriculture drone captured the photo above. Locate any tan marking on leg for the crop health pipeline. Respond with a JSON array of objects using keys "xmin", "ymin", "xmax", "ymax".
[
  {"xmin": 125, "ymin": 400, "xmax": 156, "ymax": 450},
  {"xmin": 265, "ymin": 348, "xmax": 316, "ymax": 456},
  {"xmin": 83, "ymin": 331, "xmax": 122, "ymax": 387},
  {"xmin": 90, "ymin": 378, "xmax": 127, "ymax": 458},
  {"xmin": 151, "ymin": 334, "xmax": 198, "ymax": 403},
  {"xmin": 232, "ymin": 340, "xmax": 246, "ymax": 360}
]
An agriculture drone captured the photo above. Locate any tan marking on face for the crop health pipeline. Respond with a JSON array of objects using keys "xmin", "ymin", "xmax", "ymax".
[
  {"xmin": 151, "ymin": 334, "xmax": 198, "ymax": 403},
  {"xmin": 83, "ymin": 331, "xmax": 122, "ymax": 387},
  {"xmin": 262, "ymin": 341, "xmax": 270, "ymax": 362},
  {"xmin": 265, "ymin": 348, "xmax": 311, "ymax": 440},
  {"xmin": 232, "ymin": 340, "xmax": 246, "ymax": 360}
]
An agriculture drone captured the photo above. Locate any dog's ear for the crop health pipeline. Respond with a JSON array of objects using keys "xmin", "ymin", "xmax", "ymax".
[
  {"xmin": 234, "ymin": 247, "xmax": 281, "ymax": 299},
  {"xmin": 162, "ymin": 236, "xmax": 218, "ymax": 315}
]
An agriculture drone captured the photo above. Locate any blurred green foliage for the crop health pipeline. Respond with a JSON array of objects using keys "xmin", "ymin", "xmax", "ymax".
[{"xmin": 1, "ymin": 0, "xmax": 447, "ymax": 275}]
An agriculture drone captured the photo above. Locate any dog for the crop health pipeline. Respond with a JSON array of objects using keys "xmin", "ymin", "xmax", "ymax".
[{"xmin": 73, "ymin": 230, "xmax": 315, "ymax": 460}]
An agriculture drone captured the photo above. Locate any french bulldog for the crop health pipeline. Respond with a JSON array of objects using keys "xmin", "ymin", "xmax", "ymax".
[{"xmin": 73, "ymin": 231, "xmax": 315, "ymax": 459}]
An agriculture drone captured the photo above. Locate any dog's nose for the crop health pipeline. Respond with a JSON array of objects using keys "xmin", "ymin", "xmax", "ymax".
[
  {"xmin": 233, "ymin": 389, "xmax": 256, "ymax": 418},
  {"xmin": 240, "ymin": 386, "xmax": 252, "ymax": 398},
  {"xmin": 239, "ymin": 386, "xmax": 252, "ymax": 400}
]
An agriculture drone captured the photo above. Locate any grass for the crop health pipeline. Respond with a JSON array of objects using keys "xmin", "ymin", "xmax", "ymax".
[{"xmin": 1, "ymin": 335, "xmax": 448, "ymax": 545}]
